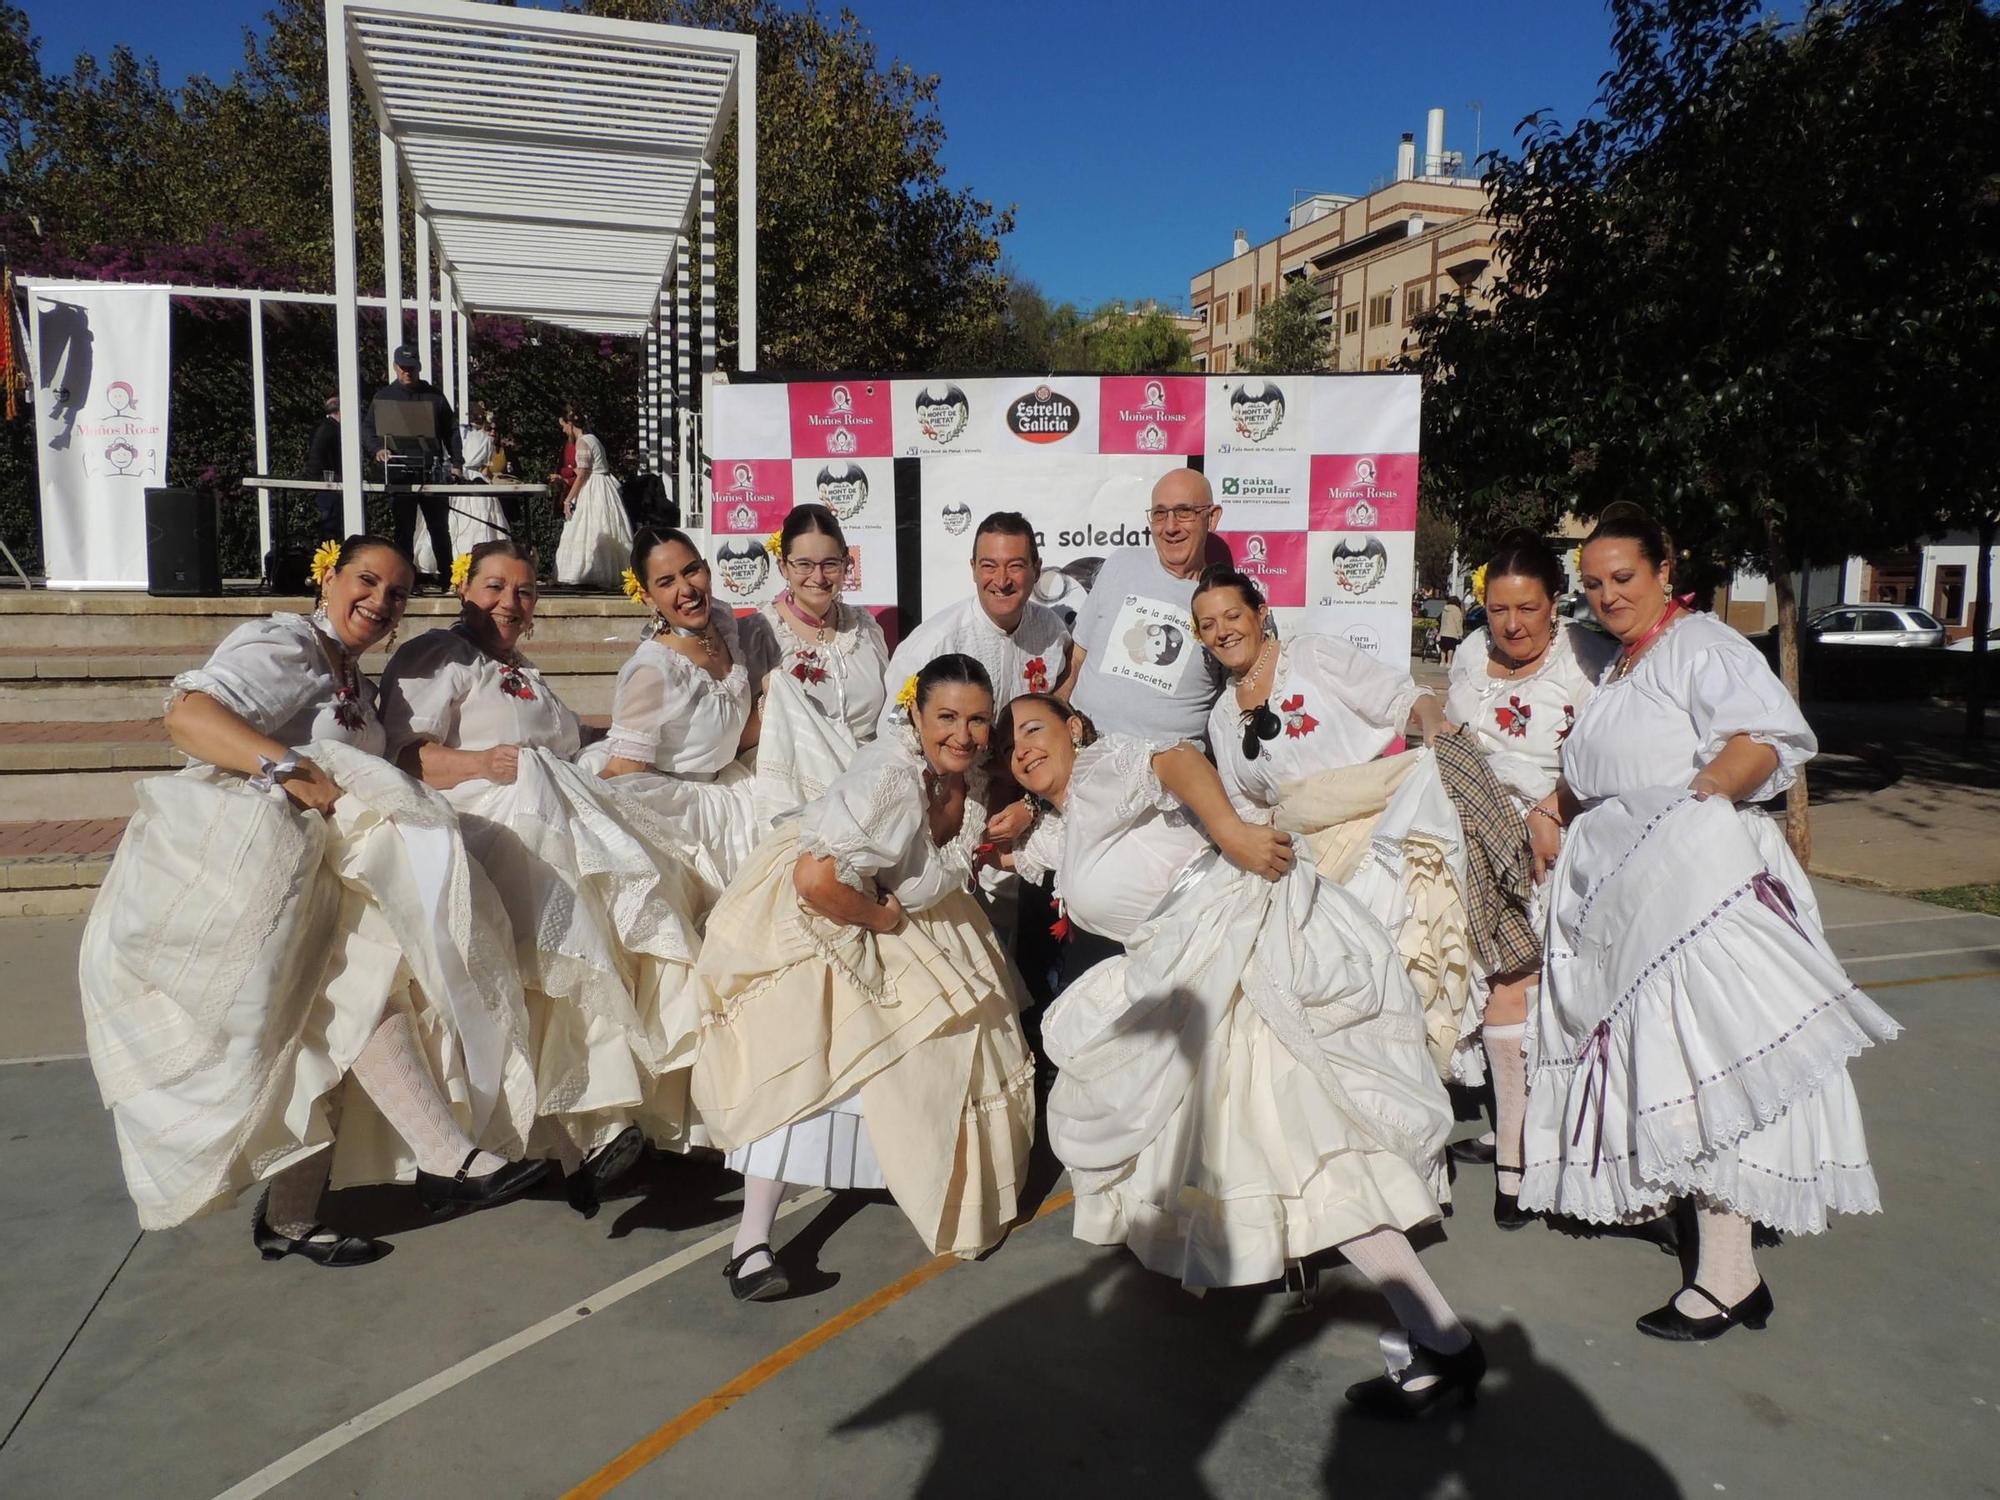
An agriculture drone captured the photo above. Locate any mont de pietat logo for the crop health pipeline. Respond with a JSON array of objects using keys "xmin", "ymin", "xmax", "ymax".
[
  {"xmin": 1006, "ymin": 384, "xmax": 1081, "ymax": 444},
  {"xmin": 715, "ymin": 538, "xmax": 770, "ymax": 596},
  {"xmin": 1329, "ymin": 536, "xmax": 1390, "ymax": 595},
  {"xmin": 816, "ymin": 462, "xmax": 869, "ymax": 521},
  {"xmin": 1229, "ymin": 380, "xmax": 1287, "ymax": 443},
  {"xmin": 940, "ymin": 501, "xmax": 972, "ymax": 536},
  {"xmin": 913, "ymin": 383, "xmax": 970, "ymax": 445}
]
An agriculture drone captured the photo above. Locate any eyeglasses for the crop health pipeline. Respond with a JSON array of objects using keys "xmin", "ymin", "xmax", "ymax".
[
  {"xmin": 1240, "ymin": 702, "xmax": 1281, "ymax": 761},
  {"xmin": 784, "ymin": 557, "xmax": 848, "ymax": 579},
  {"xmin": 1148, "ymin": 506, "xmax": 1213, "ymax": 526}
]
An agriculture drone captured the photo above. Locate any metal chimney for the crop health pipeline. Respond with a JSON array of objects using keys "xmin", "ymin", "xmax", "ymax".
[
  {"xmin": 1396, "ymin": 132, "xmax": 1416, "ymax": 181},
  {"xmin": 1425, "ymin": 108, "xmax": 1446, "ymax": 177},
  {"xmin": 1232, "ymin": 227, "xmax": 1249, "ymax": 257}
]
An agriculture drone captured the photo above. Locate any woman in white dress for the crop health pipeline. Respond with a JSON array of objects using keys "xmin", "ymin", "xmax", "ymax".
[
  {"xmin": 411, "ymin": 404, "xmax": 508, "ymax": 576},
  {"xmin": 688, "ymin": 655, "xmax": 1035, "ymax": 1301},
  {"xmin": 738, "ymin": 504, "xmax": 890, "ymax": 822},
  {"xmin": 554, "ymin": 409, "xmax": 634, "ymax": 590},
  {"xmin": 79, "ymin": 535, "xmax": 546, "ymax": 1265},
  {"xmin": 380, "ymin": 539, "xmax": 705, "ymax": 1210},
  {"xmin": 580, "ymin": 526, "xmax": 761, "ymax": 913},
  {"xmin": 1441, "ymin": 533, "xmax": 1618, "ymax": 1227},
  {"xmin": 1190, "ymin": 566, "xmax": 1474, "ymax": 1081},
  {"xmin": 999, "ymin": 694, "xmax": 1483, "ymax": 1416},
  {"xmin": 1523, "ymin": 503, "xmax": 1898, "ymax": 1340}
]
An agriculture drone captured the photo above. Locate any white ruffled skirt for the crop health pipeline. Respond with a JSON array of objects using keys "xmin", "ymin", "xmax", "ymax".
[
  {"xmin": 1043, "ymin": 856, "xmax": 1452, "ymax": 1290},
  {"xmin": 579, "ymin": 744, "xmax": 761, "ymax": 917},
  {"xmin": 412, "ymin": 487, "xmax": 509, "ymax": 575},
  {"xmin": 445, "ymin": 747, "xmax": 706, "ymax": 1155},
  {"xmin": 554, "ymin": 471, "xmax": 633, "ymax": 589},
  {"xmin": 78, "ymin": 741, "xmax": 538, "ymax": 1229},
  {"xmin": 1521, "ymin": 789, "xmax": 1898, "ymax": 1235}
]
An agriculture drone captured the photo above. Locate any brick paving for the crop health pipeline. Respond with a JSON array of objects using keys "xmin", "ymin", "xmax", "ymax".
[
  {"xmin": 0, "ymin": 720, "xmax": 170, "ymax": 745},
  {"xmin": 0, "ymin": 818, "xmax": 126, "ymax": 858}
]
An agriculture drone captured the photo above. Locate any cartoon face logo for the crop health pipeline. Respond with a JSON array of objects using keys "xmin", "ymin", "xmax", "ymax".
[
  {"xmin": 1229, "ymin": 381, "xmax": 1286, "ymax": 443},
  {"xmin": 913, "ymin": 383, "xmax": 970, "ymax": 445},
  {"xmin": 1141, "ymin": 380, "xmax": 1167, "ymax": 413},
  {"xmin": 1354, "ymin": 457, "xmax": 1378, "ymax": 486},
  {"xmin": 1345, "ymin": 499, "xmax": 1379, "ymax": 528},
  {"xmin": 830, "ymin": 385, "xmax": 853, "ymax": 413},
  {"xmin": 816, "ymin": 462, "xmax": 869, "ymax": 520},
  {"xmin": 940, "ymin": 501, "xmax": 973, "ymax": 536},
  {"xmin": 1137, "ymin": 422, "xmax": 1167, "ymax": 452},
  {"xmin": 1243, "ymin": 534, "xmax": 1269, "ymax": 564},
  {"xmin": 103, "ymin": 439, "xmax": 141, "ymax": 475},
  {"xmin": 728, "ymin": 462, "xmax": 756, "ymax": 491},
  {"xmin": 101, "ymin": 381, "xmax": 138, "ymax": 419},
  {"xmin": 715, "ymin": 540, "xmax": 770, "ymax": 596},
  {"xmin": 727, "ymin": 501, "xmax": 758, "ymax": 531},
  {"xmin": 1123, "ymin": 620, "xmax": 1185, "ymax": 668},
  {"xmin": 827, "ymin": 426, "xmax": 858, "ymax": 456},
  {"xmin": 1329, "ymin": 536, "xmax": 1389, "ymax": 595}
]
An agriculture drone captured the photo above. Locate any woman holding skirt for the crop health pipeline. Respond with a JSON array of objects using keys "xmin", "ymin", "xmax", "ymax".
[
  {"xmin": 999, "ymin": 694, "xmax": 1483, "ymax": 1416},
  {"xmin": 1192, "ymin": 566, "xmax": 1476, "ymax": 1080},
  {"xmin": 553, "ymin": 410, "xmax": 634, "ymax": 590},
  {"xmin": 688, "ymin": 655, "xmax": 1035, "ymax": 1301},
  {"xmin": 581, "ymin": 526, "xmax": 761, "ymax": 913},
  {"xmin": 1523, "ymin": 503, "xmax": 1898, "ymax": 1339},
  {"xmin": 380, "ymin": 539, "xmax": 706, "ymax": 1207},
  {"xmin": 79, "ymin": 535, "xmax": 545, "ymax": 1265}
]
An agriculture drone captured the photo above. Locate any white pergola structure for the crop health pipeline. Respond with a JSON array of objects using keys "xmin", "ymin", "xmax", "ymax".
[{"xmin": 323, "ymin": 0, "xmax": 755, "ymax": 535}]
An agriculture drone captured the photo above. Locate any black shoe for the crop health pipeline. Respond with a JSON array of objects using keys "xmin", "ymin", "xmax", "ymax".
[
  {"xmin": 1344, "ymin": 1335, "xmax": 1487, "ymax": 1418},
  {"xmin": 566, "ymin": 1126, "xmax": 646, "ymax": 1216},
  {"xmin": 253, "ymin": 1195, "xmax": 389, "ymax": 1268},
  {"xmin": 1611, "ymin": 1210, "xmax": 1683, "ymax": 1256},
  {"xmin": 414, "ymin": 1150, "xmax": 550, "ymax": 1212},
  {"xmin": 724, "ymin": 1243, "xmax": 791, "ymax": 1302},
  {"xmin": 1447, "ymin": 1136, "xmax": 1497, "ymax": 1167},
  {"xmin": 1493, "ymin": 1181, "xmax": 1538, "ymax": 1231},
  {"xmin": 1636, "ymin": 1280, "xmax": 1772, "ymax": 1341}
]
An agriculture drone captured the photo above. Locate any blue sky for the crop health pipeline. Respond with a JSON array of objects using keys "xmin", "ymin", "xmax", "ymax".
[{"xmin": 23, "ymin": 0, "xmax": 1621, "ymax": 310}]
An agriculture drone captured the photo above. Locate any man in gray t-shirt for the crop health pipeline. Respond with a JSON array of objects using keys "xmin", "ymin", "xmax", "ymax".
[{"xmin": 1062, "ymin": 470, "xmax": 1227, "ymax": 744}]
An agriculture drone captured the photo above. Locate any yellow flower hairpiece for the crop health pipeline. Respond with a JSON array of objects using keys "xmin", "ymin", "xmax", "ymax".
[
  {"xmin": 449, "ymin": 553, "xmax": 472, "ymax": 590},
  {"xmin": 1571, "ymin": 545, "xmax": 1584, "ymax": 577},
  {"xmin": 621, "ymin": 567, "xmax": 646, "ymax": 605},
  {"xmin": 894, "ymin": 674, "xmax": 918, "ymax": 713},
  {"xmin": 1471, "ymin": 562, "xmax": 1488, "ymax": 603},
  {"xmin": 309, "ymin": 539, "xmax": 342, "ymax": 588},
  {"xmin": 764, "ymin": 530, "xmax": 783, "ymax": 560}
]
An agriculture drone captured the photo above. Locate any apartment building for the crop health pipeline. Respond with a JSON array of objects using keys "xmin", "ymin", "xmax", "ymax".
[{"xmin": 1189, "ymin": 110, "xmax": 1499, "ymax": 373}]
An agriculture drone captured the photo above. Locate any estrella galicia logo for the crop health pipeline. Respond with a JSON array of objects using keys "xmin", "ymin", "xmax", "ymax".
[{"xmin": 1006, "ymin": 384, "xmax": 1081, "ymax": 444}]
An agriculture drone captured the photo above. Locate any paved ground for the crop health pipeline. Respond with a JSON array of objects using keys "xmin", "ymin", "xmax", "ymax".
[{"xmin": 1, "ymin": 880, "xmax": 1995, "ymax": 1499}]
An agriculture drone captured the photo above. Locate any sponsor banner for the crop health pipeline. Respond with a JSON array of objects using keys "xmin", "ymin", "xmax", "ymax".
[
  {"xmin": 791, "ymin": 456, "xmax": 893, "ymax": 532},
  {"xmin": 1207, "ymin": 448, "xmax": 1310, "ymax": 527},
  {"xmin": 1306, "ymin": 529, "xmax": 1416, "ymax": 610},
  {"xmin": 986, "ymin": 377, "xmax": 1100, "ymax": 454},
  {"xmin": 31, "ymin": 282, "xmax": 171, "ymax": 588},
  {"xmin": 1216, "ymin": 529, "xmax": 1307, "ymax": 608},
  {"xmin": 1099, "ymin": 375, "xmax": 1206, "ymax": 455},
  {"xmin": 709, "ymin": 458, "xmax": 795, "ymax": 535},
  {"xmin": 1306, "ymin": 373, "xmax": 1422, "ymax": 455},
  {"xmin": 1207, "ymin": 375, "xmax": 1310, "ymax": 458},
  {"xmin": 706, "ymin": 381, "xmax": 791, "ymax": 459},
  {"xmin": 788, "ymin": 379, "xmax": 893, "ymax": 459},
  {"xmin": 893, "ymin": 379, "xmax": 984, "ymax": 457},
  {"xmin": 1307, "ymin": 453, "xmax": 1419, "ymax": 531},
  {"xmin": 708, "ymin": 534, "xmax": 896, "ymax": 610},
  {"xmin": 1301, "ymin": 603, "xmax": 1412, "ymax": 665}
]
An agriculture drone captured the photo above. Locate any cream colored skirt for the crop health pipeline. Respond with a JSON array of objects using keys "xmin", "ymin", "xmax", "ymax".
[{"xmin": 688, "ymin": 829, "xmax": 1036, "ymax": 1257}]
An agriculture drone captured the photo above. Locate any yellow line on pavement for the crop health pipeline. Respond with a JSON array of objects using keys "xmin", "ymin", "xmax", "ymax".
[{"xmin": 564, "ymin": 1189, "xmax": 1074, "ymax": 1499}]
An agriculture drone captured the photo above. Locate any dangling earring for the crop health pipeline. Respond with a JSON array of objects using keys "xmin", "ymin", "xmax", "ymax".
[
  {"xmin": 643, "ymin": 610, "xmax": 665, "ymax": 641},
  {"xmin": 524, "ymin": 618, "xmax": 536, "ymax": 641},
  {"xmin": 383, "ymin": 624, "xmax": 400, "ymax": 652}
]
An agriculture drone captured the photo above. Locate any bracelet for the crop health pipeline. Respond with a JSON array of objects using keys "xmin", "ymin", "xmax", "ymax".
[
  {"xmin": 249, "ymin": 752, "xmax": 301, "ymax": 793},
  {"xmin": 1529, "ymin": 805, "xmax": 1563, "ymax": 831}
]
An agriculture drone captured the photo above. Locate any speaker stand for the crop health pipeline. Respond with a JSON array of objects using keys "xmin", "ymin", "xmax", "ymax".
[{"xmin": 0, "ymin": 535, "xmax": 29, "ymax": 588}]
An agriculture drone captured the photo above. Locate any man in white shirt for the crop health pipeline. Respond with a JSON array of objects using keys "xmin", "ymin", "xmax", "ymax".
[
  {"xmin": 1056, "ymin": 468, "xmax": 1292, "ymax": 883},
  {"xmin": 876, "ymin": 511, "xmax": 1071, "ymax": 739}
]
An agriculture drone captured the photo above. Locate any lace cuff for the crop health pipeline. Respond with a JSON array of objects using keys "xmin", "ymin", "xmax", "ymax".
[
  {"xmin": 1013, "ymin": 810, "xmax": 1065, "ymax": 885},
  {"xmin": 1094, "ymin": 735, "xmax": 1191, "ymax": 824}
]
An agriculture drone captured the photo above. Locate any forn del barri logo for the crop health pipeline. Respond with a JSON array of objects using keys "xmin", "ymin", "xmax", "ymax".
[{"xmin": 1006, "ymin": 384, "xmax": 1081, "ymax": 444}]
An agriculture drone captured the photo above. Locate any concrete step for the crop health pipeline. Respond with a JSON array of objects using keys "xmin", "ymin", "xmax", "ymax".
[{"xmin": 0, "ymin": 817, "xmax": 121, "ymax": 917}]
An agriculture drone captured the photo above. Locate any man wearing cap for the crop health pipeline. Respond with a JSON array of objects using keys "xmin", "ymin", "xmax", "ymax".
[{"xmin": 361, "ymin": 345, "xmax": 461, "ymax": 584}]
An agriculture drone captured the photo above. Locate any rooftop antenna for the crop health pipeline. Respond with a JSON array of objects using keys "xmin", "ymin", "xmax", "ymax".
[{"xmin": 1467, "ymin": 99, "xmax": 1484, "ymax": 172}]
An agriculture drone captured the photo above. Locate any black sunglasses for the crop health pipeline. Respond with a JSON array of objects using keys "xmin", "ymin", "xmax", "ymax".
[{"xmin": 1240, "ymin": 702, "xmax": 1281, "ymax": 761}]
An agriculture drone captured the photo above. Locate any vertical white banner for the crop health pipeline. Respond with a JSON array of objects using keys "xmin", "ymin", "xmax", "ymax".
[{"xmin": 31, "ymin": 282, "xmax": 172, "ymax": 589}]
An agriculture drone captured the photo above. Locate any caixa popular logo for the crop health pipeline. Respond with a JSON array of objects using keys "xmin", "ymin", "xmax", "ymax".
[{"xmin": 1006, "ymin": 384, "xmax": 1081, "ymax": 444}]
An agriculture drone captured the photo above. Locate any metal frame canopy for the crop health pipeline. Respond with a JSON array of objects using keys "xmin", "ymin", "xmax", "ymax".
[{"xmin": 324, "ymin": 0, "xmax": 756, "ymax": 532}]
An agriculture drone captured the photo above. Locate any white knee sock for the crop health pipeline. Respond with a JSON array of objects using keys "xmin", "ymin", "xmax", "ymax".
[
  {"xmin": 1483, "ymin": 1020, "xmax": 1528, "ymax": 1193},
  {"xmin": 732, "ymin": 1176, "xmax": 789, "ymax": 1275},
  {"xmin": 1675, "ymin": 1202, "xmax": 1759, "ymax": 1313},
  {"xmin": 349, "ymin": 1009, "xmax": 505, "ymax": 1178},
  {"xmin": 1339, "ymin": 1227, "xmax": 1470, "ymax": 1362},
  {"xmin": 263, "ymin": 1087, "xmax": 342, "ymax": 1241}
]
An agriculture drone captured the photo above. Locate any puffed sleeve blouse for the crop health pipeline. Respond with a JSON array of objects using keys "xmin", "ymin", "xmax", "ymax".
[
  {"xmin": 793, "ymin": 730, "xmax": 988, "ymax": 913},
  {"xmin": 1444, "ymin": 622, "xmax": 1619, "ymax": 805},
  {"xmin": 1209, "ymin": 634, "xmax": 1425, "ymax": 815},
  {"xmin": 1044, "ymin": 734, "xmax": 1212, "ymax": 944},
  {"xmin": 739, "ymin": 600, "xmax": 890, "ymax": 740},
  {"xmin": 172, "ymin": 611, "xmax": 387, "ymax": 759},
  {"xmin": 1558, "ymin": 611, "xmax": 1816, "ymax": 807},
  {"xmin": 377, "ymin": 624, "xmax": 581, "ymax": 760},
  {"xmin": 598, "ymin": 615, "xmax": 752, "ymax": 775}
]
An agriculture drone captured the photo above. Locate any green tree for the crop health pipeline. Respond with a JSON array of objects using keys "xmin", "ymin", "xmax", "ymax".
[{"xmin": 1241, "ymin": 276, "xmax": 1331, "ymax": 374}]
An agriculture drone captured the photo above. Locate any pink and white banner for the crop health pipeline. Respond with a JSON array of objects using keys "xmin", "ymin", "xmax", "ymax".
[
  {"xmin": 30, "ymin": 282, "xmax": 172, "ymax": 589},
  {"xmin": 708, "ymin": 374, "xmax": 1421, "ymax": 662}
]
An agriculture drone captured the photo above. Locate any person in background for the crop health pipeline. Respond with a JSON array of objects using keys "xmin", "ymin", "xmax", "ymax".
[
  {"xmin": 303, "ymin": 394, "xmax": 343, "ymax": 543},
  {"xmin": 1438, "ymin": 595, "xmax": 1467, "ymax": 666},
  {"xmin": 460, "ymin": 402, "xmax": 495, "ymax": 482},
  {"xmin": 360, "ymin": 345, "xmax": 461, "ymax": 588},
  {"xmin": 548, "ymin": 419, "xmax": 578, "ymax": 508},
  {"xmin": 553, "ymin": 409, "xmax": 635, "ymax": 590}
]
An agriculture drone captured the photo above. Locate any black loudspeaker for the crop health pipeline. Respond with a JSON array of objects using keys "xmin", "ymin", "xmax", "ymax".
[{"xmin": 145, "ymin": 487, "xmax": 222, "ymax": 596}]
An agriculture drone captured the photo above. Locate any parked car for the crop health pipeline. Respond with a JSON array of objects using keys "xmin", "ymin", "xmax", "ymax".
[
  {"xmin": 1803, "ymin": 605, "xmax": 1946, "ymax": 648},
  {"xmin": 1945, "ymin": 626, "xmax": 2000, "ymax": 653}
]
